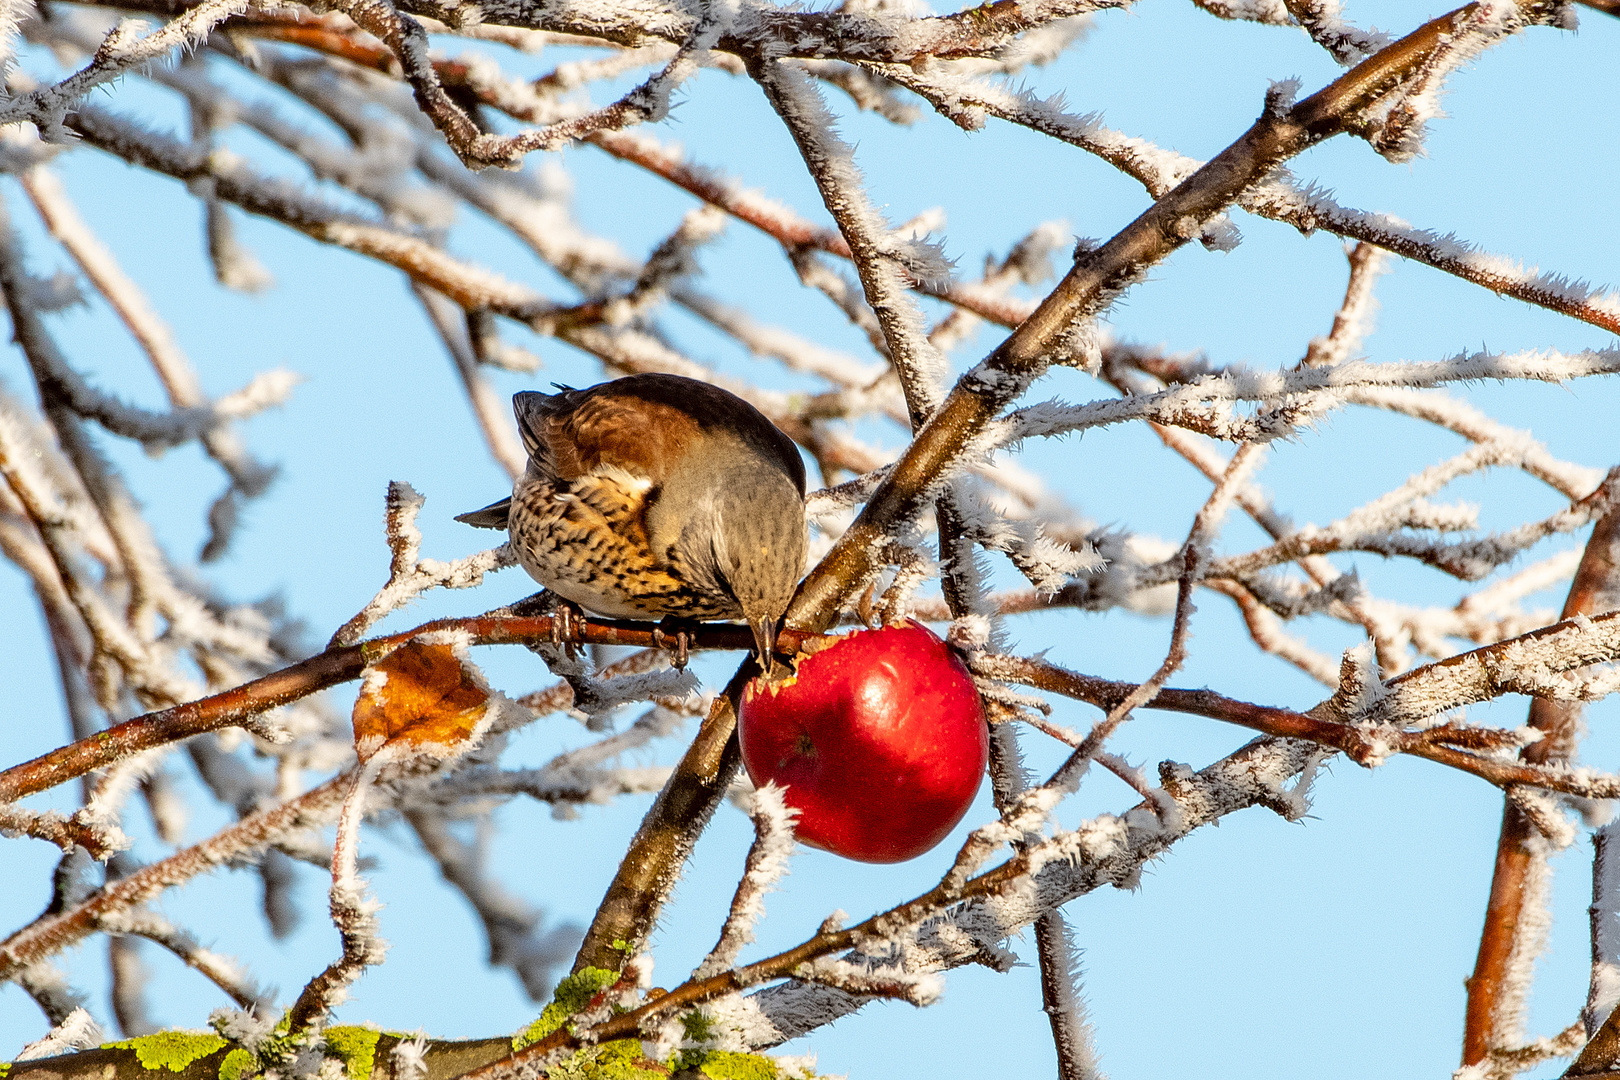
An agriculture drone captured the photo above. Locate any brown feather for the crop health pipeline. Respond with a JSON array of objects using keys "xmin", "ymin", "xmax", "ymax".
[
  {"xmin": 553, "ymin": 394, "xmax": 704, "ymax": 484},
  {"xmin": 518, "ymin": 374, "xmax": 806, "ymax": 494}
]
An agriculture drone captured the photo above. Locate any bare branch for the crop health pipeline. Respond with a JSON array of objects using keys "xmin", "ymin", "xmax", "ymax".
[
  {"xmin": 0, "ymin": 773, "xmax": 350, "ymax": 983},
  {"xmin": 693, "ymin": 783, "xmax": 798, "ymax": 981},
  {"xmin": 1470, "ymin": 496, "xmax": 1620, "ymax": 1070}
]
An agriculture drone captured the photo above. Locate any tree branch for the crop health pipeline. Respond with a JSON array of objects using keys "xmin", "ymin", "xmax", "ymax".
[
  {"xmin": 0, "ymin": 614, "xmax": 822, "ymax": 805},
  {"xmin": 1485, "ymin": 495, "xmax": 1620, "ymax": 1071}
]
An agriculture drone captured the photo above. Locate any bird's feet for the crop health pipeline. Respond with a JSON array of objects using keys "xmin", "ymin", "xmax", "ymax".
[
  {"xmin": 652, "ymin": 618, "xmax": 698, "ymax": 670},
  {"xmin": 545, "ymin": 597, "xmax": 588, "ymax": 659}
]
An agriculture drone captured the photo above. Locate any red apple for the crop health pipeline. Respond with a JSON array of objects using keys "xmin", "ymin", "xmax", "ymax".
[{"xmin": 738, "ymin": 621, "xmax": 988, "ymax": 863}]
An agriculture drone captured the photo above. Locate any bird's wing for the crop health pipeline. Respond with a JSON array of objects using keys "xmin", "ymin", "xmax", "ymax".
[
  {"xmin": 540, "ymin": 389, "xmax": 702, "ymax": 487},
  {"xmin": 515, "ymin": 376, "xmax": 805, "ymax": 498}
]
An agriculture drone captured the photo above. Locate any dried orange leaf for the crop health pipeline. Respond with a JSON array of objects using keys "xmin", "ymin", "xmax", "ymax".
[{"xmin": 352, "ymin": 639, "xmax": 490, "ymax": 761}]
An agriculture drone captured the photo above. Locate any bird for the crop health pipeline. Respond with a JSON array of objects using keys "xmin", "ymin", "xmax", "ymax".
[{"xmin": 457, "ymin": 373, "xmax": 809, "ymax": 666}]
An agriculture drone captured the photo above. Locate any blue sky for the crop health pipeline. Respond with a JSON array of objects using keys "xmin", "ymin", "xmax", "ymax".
[{"xmin": 1, "ymin": 2, "xmax": 1618, "ymax": 1077}]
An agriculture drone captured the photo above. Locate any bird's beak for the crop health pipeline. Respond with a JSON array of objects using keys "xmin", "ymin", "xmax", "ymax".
[{"xmin": 751, "ymin": 616, "xmax": 779, "ymax": 675}]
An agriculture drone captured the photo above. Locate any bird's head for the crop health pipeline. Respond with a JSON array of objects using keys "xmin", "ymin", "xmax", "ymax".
[{"xmin": 713, "ymin": 475, "xmax": 807, "ymax": 672}]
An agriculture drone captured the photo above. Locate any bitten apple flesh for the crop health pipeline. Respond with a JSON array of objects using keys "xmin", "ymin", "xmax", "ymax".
[{"xmin": 738, "ymin": 621, "xmax": 989, "ymax": 863}]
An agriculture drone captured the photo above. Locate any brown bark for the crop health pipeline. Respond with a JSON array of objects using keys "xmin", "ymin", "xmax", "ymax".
[{"xmin": 1465, "ymin": 500, "xmax": 1620, "ymax": 1066}]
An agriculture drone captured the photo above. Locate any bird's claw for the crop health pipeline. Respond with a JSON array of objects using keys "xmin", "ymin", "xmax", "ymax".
[
  {"xmin": 549, "ymin": 601, "xmax": 587, "ymax": 658},
  {"xmin": 652, "ymin": 620, "xmax": 693, "ymax": 670}
]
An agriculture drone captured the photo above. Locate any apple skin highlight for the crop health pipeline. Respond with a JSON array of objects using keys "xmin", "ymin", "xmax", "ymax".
[{"xmin": 739, "ymin": 621, "xmax": 989, "ymax": 863}]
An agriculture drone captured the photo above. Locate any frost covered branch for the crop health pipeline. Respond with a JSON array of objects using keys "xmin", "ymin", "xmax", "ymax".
[
  {"xmin": 872, "ymin": 55, "xmax": 1620, "ymax": 337},
  {"xmin": 974, "ymin": 645, "xmax": 1620, "ymax": 800},
  {"xmin": 452, "ymin": 734, "xmax": 1327, "ymax": 1075},
  {"xmin": 1005, "ymin": 348, "xmax": 1620, "ymax": 450},
  {"xmin": 1465, "ymin": 497, "xmax": 1620, "ymax": 1072},
  {"xmin": 60, "ymin": 107, "xmax": 560, "ymax": 321},
  {"xmin": 693, "ymin": 783, "xmax": 798, "ymax": 980},
  {"xmin": 0, "ymin": 773, "xmax": 350, "ymax": 984},
  {"xmin": 0, "ymin": 804, "xmax": 126, "ymax": 860},
  {"xmin": 0, "ymin": 612, "xmax": 809, "ymax": 806},
  {"xmin": 757, "ymin": 59, "xmax": 949, "ymax": 425},
  {"xmin": 285, "ymin": 758, "xmax": 388, "ymax": 1034},
  {"xmin": 0, "ymin": 0, "xmax": 249, "ymax": 138},
  {"xmin": 329, "ymin": 481, "xmax": 517, "ymax": 648},
  {"xmin": 95, "ymin": 908, "xmax": 270, "ymax": 1011}
]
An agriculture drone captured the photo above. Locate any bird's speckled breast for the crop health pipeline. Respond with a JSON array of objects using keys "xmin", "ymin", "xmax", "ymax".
[{"xmin": 508, "ymin": 471, "xmax": 744, "ymax": 622}]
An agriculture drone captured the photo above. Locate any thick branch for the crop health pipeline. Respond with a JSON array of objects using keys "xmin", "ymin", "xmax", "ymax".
[{"xmin": 1489, "ymin": 499, "xmax": 1620, "ymax": 1070}]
